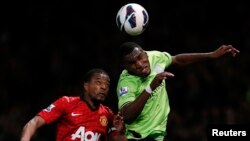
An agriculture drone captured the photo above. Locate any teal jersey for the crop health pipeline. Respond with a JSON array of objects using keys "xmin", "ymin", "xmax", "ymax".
[{"xmin": 117, "ymin": 51, "xmax": 172, "ymax": 140}]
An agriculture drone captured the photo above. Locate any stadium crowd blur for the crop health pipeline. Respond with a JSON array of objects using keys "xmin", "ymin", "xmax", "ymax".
[{"xmin": 1, "ymin": 1, "xmax": 250, "ymax": 141}]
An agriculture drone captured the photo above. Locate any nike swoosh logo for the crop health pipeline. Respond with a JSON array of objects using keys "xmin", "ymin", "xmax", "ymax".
[{"xmin": 71, "ymin": 113, "xmax": 82, "ymax": 116}]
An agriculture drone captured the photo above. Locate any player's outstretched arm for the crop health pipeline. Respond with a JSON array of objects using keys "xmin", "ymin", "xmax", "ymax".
[
  {"xmin": 20, "ymin": 115, "xmax": 46, "ymax": 141},
  {"xmin": 172, "ymin": 45, "xmax": 240, "ymax": 66}
]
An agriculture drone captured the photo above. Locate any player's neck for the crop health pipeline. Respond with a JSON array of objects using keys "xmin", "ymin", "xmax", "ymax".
[{"xmin": 81, "ymin": 95, "xmax": 100, "ymax": 111}]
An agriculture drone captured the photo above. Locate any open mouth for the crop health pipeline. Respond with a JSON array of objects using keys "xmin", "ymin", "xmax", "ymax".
[{"xmin": 98, "ymin": 93, "xmax": 106, "ymax": 98}]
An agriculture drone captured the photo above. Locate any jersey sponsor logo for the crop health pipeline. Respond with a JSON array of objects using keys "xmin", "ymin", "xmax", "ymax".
[
  {"xmin": 119, "ymin": 87, "xmax": 128, "ymax": 96},
  {"xmin": 153, "ymin": 64, "xmax": 164, "ymax": 74},
  {"xmin": 71, "ymin": 112, "xmax": 82, "ymax": 116},
  {"xmin": 44, "ymin": 104, "xmax": 55, "ymax": 112},
  {"xmin": 71, "ymin": 126, "xmax": 101, "ymax": 141},
  {"xmin": 99, "ymin": 116, "xmax": 108, "ymax": 127}
]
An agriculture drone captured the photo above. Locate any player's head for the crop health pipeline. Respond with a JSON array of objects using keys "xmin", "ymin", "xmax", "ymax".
[
  {"xmin": 119, "ymin": 42, "xmax": 151, "ymax": 77},
  {"xmin": 82, "ymin": 68, "xmax": 110, "ymax": 103}
]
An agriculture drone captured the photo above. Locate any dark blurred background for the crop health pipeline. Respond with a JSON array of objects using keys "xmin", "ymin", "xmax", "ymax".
[{"xmin": 1, "ymin": 0, "xmax": 250, "ymax": 141}]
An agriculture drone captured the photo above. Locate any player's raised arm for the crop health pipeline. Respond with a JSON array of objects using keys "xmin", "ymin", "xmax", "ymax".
[
  {"xmin": 20, "ymin": 115, "xmax": 46, "ymax": 141},
  {"xmin": 172, "ymin": 45, "xmax": 240, "ymax": 66}
]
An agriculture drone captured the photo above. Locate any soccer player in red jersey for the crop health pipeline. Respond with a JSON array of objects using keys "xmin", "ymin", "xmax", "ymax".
[{"xmin": 20, "ymin": 68, "xmax": 127, "ymax": 141}]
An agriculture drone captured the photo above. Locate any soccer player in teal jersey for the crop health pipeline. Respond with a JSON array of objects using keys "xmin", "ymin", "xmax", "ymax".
[{"xmin": 116, "ymin": 42, "xmax": 239, "ymax": 141}]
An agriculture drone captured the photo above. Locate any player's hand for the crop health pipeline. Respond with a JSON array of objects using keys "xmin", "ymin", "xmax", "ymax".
[
  {"xmin": 150, "ymin": 72, "xmax": 174, "ymax": 90},
  {"xmin": 113, "ymin": 112, "xmax": 125, "ymax": 134},
  {"xmin": 212, "ymin": 45, "xmax": 240, "ymax": 58}
]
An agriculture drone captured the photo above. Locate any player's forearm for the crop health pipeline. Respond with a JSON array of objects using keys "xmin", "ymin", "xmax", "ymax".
[
  {"xmin": 20, "ymin": 122, "xmax": 37, "ymax": 141},
  {"xmin": 121, "ymin": 91, "xmax": 150, "ymax": 123},
  {"xmin": 173, "ymin": 52, "xmax": 214, "ymax": 66},
  {"xmin": 20, "ymin": 116, "xmax": 45, "ymax": 141}
]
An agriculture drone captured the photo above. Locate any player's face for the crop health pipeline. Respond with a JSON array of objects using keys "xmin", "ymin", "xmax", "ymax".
[
  {"xmin": 86, "ymin": 73, "xmax": 110, "ymax": 102},
  {"xmin": 124, "ymin": 47, "xmax": 151, "ymax": 77}
]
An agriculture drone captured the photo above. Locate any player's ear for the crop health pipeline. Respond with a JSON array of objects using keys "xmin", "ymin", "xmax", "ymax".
[{"xmin": 83, "ymin": 82, "xmax": 89, "ymax": 92}]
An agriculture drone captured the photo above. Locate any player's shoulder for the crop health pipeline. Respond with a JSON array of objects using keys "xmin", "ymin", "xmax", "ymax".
[
  {"xmin": 118, "ymin": 71, "xmax": 141, "ymax": 91},
  {"xmin": 100, "ymin": 104, "xmax": 112, "ymax": 111},
  {"xmin": 146, "ymin": 50, "xmax": 162, "ymax": 55},
  {"xmin": 120, "ymin": 70, "xmax": 129, "ymax": 78},
  {"xmin": 147, "ymin": 50, "xmax": 172, "ymax": 61},
  {"xmin": 119, "ymin": 70, "xmax": 140, "ymax": 80},
  {"xmin": 59, "ymin": 96, "xmax": 80, "ymax": 103},
  {"xmin": 146, "ymin": 50, "xmax": 170, "ymax": 56},
  {"xmin": 118, "ymin": 73, "xmax": 140, "ymax": 89},
  {"xmin": 100, "ymin": 104, "xmax": 114, "ymax": 114}
]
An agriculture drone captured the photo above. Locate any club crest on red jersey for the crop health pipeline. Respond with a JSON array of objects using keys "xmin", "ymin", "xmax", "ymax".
[{"xmin": 99, "ymin": 116, "xmax": 108, "ymax": 127}]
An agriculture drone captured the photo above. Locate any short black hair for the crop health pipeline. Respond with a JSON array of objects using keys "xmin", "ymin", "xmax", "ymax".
[
  {"xmin": 82, "ymin": 68, "xmax": 109, "ymax": 83},
  {"xmin": 119, "ymin": 42, "xmax": 141, "ymax": 60}
]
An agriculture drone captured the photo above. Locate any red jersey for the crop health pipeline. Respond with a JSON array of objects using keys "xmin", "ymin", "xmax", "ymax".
[{"xmin": 38, "ymin": 96, "xmax": 115, "ymax": 141}]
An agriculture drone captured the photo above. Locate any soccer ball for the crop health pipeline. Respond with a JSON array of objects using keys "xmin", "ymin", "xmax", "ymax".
[{"xmin": 116, "ymin": 3, "xmax": 149, "ymax": 36}]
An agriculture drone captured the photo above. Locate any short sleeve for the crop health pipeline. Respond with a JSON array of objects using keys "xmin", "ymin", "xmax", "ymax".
[
  {"xmin": 117, "ymin": 78, "xmax": 139, "ymax": 109},
  {"xmin": 162, "ymin": 51, "xmax": 172, "ymax": 68},
  {"xmin": 38, "ymin": 96, "xmax": 68, "ymax": 124}
]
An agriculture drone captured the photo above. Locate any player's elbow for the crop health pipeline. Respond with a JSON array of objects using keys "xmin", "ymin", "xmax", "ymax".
[{"xmin": 120, "ymin": 104, "xmax": 139, "ymax": 124}]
